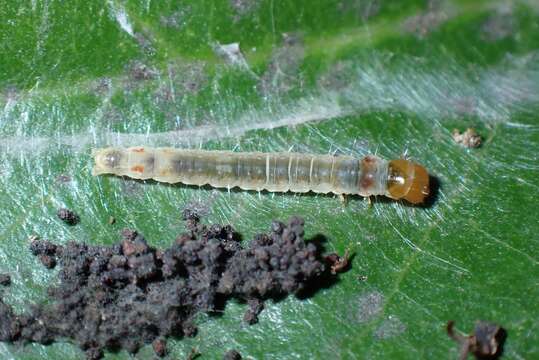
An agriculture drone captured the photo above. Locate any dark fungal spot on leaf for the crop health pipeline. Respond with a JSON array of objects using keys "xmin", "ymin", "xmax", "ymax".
[{"xmin": 0, "ymin": 212, "xmax": 346, "ymax": 359}]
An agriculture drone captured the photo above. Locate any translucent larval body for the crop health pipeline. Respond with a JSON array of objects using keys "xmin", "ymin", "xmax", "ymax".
[{"xmin": 93, "ymin": 147, "xmax": 430, "ymax": 203}]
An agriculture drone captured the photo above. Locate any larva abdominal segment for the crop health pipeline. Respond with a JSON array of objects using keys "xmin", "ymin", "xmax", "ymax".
[{"xmin": 93, "ymin": 147, "xmax": 430, "ymax": 203}]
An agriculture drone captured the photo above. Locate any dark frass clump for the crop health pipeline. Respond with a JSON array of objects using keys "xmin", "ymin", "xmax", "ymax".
[
  {"xmin": 0, "ymin": 274, "xmax": 10, "ymax": 286},
  {"xmin": 224, "ymin": 349, "xmax": 242, "ymax": 360},
  {"xmin": 57, "ymin": 208, "xmax": 80, "ymax": 225},
  {"xmin": 152, "ymin": 338, "xmax": 167, "ymax": 358},
  {"xmin": 0, "ymin": 215, "xmax": 340, "ymax": 359}
]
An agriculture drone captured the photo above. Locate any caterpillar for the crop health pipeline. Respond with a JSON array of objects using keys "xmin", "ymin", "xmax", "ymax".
[{"xmin": 92, "ymin": 147, "xmax": 430, "ymax": 204}]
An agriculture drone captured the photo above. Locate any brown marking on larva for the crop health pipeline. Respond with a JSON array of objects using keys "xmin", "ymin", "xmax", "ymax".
[
  {"xmin": 359, "ymin": 156, "xmax": 377, "ymax": 190},
  {"xmin": 360, "ymin": 173, "xmax": 374, "ymax": 189},
  {"xmin": 132, "ymin": 147, "xmax": 145, "ymax": 153},
  {"xmin": 145, "ymin": 156, "xmax": 155, "ymax": 173},
  {"xmin": 363, "ymin": 155, "xmax": 376, "ymax": 164},
  {"xmin": 131, "ymin": 165, "xmax": 145, "ymax": 173}
]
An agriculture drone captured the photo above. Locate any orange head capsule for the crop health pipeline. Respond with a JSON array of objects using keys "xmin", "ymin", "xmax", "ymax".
[{"xmin": 386, "ymin": 159, "xmax": 430, "ymax": 204}]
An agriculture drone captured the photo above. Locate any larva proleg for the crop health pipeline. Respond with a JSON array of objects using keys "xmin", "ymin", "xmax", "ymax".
[{"xmin": 92, "ymin": 147, "xmax": 430, "ymax": 204}]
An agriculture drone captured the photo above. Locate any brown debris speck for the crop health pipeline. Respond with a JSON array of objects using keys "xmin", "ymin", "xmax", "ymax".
[
  {"xmin": 325, "ymin": 249, "xmax": 350, "ymax": 275},
  {"xmin": 187, "ymin": 347, "xmax": 201, "ymax": 360},
  {"xmin": 452, "ymin": 128, "xmax": 482, "ymax": 148},
  {"xmin": 447, "ymin": 320, "xmax": 507, "ymax": 360},
  {"xmin": 357, "ymin": 274, "xmax": 368, "ymax": 282}
]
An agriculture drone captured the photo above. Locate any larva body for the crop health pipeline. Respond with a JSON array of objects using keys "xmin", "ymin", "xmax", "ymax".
[{"xmin": 93, "ymin": 147, "xmax": 430, "ymax": 203}]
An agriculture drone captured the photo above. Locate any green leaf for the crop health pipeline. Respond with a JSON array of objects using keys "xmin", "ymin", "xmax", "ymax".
[{"xmin": 1, "ymin": 0, "xmax": 538, "ymax": 359}]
